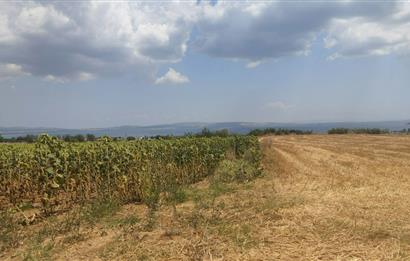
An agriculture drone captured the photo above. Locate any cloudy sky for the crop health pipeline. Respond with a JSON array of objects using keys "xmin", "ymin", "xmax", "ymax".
[{"xmin": 1, "ymin": 0, "xmax": 410, "ymax": 128}]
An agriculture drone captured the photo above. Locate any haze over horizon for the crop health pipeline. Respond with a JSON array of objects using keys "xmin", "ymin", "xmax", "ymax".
[
  {"xmin": 1, "ymin": 1, "xmax": 410, "ymax": 128},
  {"xmin": 1, "ymin": 119, "xmax": 410, "ymax": 130}
]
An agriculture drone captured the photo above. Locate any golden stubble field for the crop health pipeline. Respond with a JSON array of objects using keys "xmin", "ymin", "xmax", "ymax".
[
  {"xmin": 3, "ymin": 134, "xmax": 410, "ymax": 260},
  {"xmin": 258, "ymin": 134, "xmax": 410, "ymax": 260}
]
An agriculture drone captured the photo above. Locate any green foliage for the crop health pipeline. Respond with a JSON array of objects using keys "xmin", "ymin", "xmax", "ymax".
[
  {"xmin": 0, "ymin": 134, "xmax": 38, "ymax": 143},
  {"xmin": 0, "ymin": 134, "xmax": 260, "ymax": 216},
  {"xmin": 327, "ymin": 128, "xmax": 350, "ymax": 134},
  {"xmin": 0, "ymin": 209, "xmax": 22, "ymax": 252},
  {"xmin": 86, "ymin": 134, "xmax": 96, "ymax": 141},
  {"xmin": 214, "ymin": 159, "xmax": 262, "ymax": 183},
  {"xmin": 328, "ymin": 128, "xmax": 390, "ymax": 134},
  {"xmin": 248, "ymin": 128, "xmax": 312, "ymax": 136},
  {"xmin": 0, "ymin": 134, "xmax": 93, "ymax": 143},
  {"xmin": 195, "ymin": 128, "xmax": 230, "ymax": 137},
  {"xmin": 82, "ymin": 199, "xmax": 121, "ymax": 225},
  {"xmin": 63, "ymin": 134, "xmax": 86, "ymax": 142}
]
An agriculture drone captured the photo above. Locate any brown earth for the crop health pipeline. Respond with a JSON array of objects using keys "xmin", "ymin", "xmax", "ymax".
[{"xmin": 3, "ymin": 134, "xmax": 410, "ymax": 260}]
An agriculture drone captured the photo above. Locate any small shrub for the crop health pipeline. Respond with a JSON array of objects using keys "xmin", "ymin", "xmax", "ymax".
[
  {"xmin": 107, "ymin": 215, "xmax": 139, "ymax": 229},
  {"xmin": 214, "ymin": 159, "xmax": 262, "ymax": 183},
  {"xmin": 82, "ymin": 199, "xmax": 120, "ymax": 225},
  {"xmin": 0, "ymin": 209, "xmax": 22, "ymax": 251}
]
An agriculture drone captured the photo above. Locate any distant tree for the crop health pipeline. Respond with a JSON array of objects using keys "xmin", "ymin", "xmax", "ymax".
[
  {"xmin": 200, "ymin": 127, "xmax": 212, "ymax": 137},
  {"xmin": 248, "ymin": 129, "xmax": 266, "ymax": 136},
  {"xmin": 86, "ymin": 134, "xmax": 96, "ymax": 141},
  {"xmin": 214, "ymin": 129, "xmax": 230, "ymax": 137},
  {"xmin": 126, "ymin": 136, "xmax": 136, "ymax": 141},
  {"xmin": 26, "ymin": 135, "xmax": 37, "ymax": 143},
  {"xmin": 249, "ymin": 128, "xmax": 312, "ymax": 136},
  {"xmin": 0, "ymin": 134, "xmax": 3, "ymax": 142},
  {"xmin": 196, "ymin": 128, "xmax": 231, "ymax": 137},
  {"xmin": 74, "ymin": 134, "xmax": 85, "ymax": 142},
  {"xmin": 15, "ymin": 135, "xmax": 36, "ymax": 143},
  {"xmin": 328, "ymin": 128, "xmax": 389, "ymax": 135},
  {"xmin": 184, "ymin": 132, "xmax": 194, "ymax": 137},
  {"xmin": 328, "ymin": 128, "xmax": 349, "ymax": 134}
]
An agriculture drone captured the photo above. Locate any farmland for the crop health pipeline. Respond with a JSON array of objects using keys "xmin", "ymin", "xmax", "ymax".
[
  {"xmin": 1, "ymin": 134, "xmax": 410, "ymax": 260},
  {"xmin": 0, "ymin": 135, "xmax": 260, "ymax": 212}
]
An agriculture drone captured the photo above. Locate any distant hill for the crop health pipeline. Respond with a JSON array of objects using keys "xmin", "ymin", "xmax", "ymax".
[{"xmin": 1, "ymin": 120, "xmax": 409, "ymax": 138}]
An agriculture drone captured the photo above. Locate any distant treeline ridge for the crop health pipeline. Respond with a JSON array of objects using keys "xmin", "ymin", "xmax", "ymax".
[
  {"xmin": 248, "ymin": 128, "xmax": 313, "ymax": 136},
  {"xmin": 0, "ymin": 127, "xmax": 314, "ymax": 143},
  {"xmin": 2, "ymin": 127, "xmax": 410, "ymax": 142},
  {"xmin": 328, "ymin": 128, "xmax": 410, "ymax": 134}
]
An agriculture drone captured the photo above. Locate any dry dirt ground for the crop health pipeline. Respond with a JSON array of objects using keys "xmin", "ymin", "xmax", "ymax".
[{"xmin": 3, "ymin": 135, "xmax": 410, "ymax": 260}]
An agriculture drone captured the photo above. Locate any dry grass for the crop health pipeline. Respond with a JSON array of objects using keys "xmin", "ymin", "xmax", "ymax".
[
  {"xmin": 256, "ymin": 135, "xmax": 410, "ymax": 260},
  {"xmin": 2, "ymin": 134, "xmax": 410, "ymax": 260}
]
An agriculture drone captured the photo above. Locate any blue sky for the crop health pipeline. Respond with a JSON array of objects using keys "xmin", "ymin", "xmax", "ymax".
[{"xmin": 1, "ymin": 1, "xmax": 410, "ymax": 128}]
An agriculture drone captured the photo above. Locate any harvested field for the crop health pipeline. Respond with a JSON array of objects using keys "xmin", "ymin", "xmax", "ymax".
[{"xmin": 257, "ymin": 134, "xmax": 410, "ymax": 260}]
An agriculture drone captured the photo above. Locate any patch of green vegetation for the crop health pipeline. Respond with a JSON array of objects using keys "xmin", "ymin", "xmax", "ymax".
[
  {"xmin": 214, "ymin": 159, "xmax": 262, "ymax": 183},
  {"xmin": 82, "ymin": 199, "xmax": 121, "ymax": 225},
  {"xmin": 61, "ymin": 233, "xmax": 87, "ymax": 245},
  {"xmin": 328, "ymin": 128, "xmax": 390, "ymax": 134},
  {"xmin": 0, "ymin": 209, "xmax": 22, "ymax": 252},
  {"xmin": 249, "ymin": 128, "xmax": 313, "ymax": 136},
  {"xmin": 216, "ymin": 223, "xmax": 256, "ymax": 249},
  {"xmin": 17, "ymin": 202, "xmax": 35, "ymax": 211},
  {"xmin": 256, "ymin": 195, "xmax": 302, "ymax": 213},
  {"xmin": 107, "ymin": 214, "xmax": 140, "ymax": 228},
  {"xmin": 97, "ymin": 235, "xmax": 128, "ymax": 260},
  {"xmin": 22, "ymin": 241, "xmax": 55, "ymax": 261},
  {"xmin": 181, "ymin": 156, "xmax": 263, "ymax": 231},
  {"xmin": 176, "ymin": 187, "xmax": 189, "ymax": 204}
]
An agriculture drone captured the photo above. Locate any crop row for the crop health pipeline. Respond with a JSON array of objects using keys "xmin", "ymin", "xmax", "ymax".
[{"xmin": 0, "ymin": 135, "xmax": 260, "ymax": 214}]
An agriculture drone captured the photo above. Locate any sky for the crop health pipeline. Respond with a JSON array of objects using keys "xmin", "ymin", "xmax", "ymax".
[{"xmin": 0, "ymin": 0, "xmax": 410, "ymax": 128}]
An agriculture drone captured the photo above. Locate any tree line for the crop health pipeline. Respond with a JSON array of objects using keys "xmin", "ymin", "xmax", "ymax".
[
  {"xmin": 0, "ymin": 127, "xmax": 315, "ymax": 143},
  {"xmin": 327, "ymin": 128, "xmax": 391, "ymax": 134},
  {"xmin": 2, "ymin": 127, "xmax": 408, "ymax": 142},
  {"xmin": 0, "ymin": 128, "xmax": 231, "ymax": 143},
  {"xmin": 248, "ymin": 128, "xmax": 313, "ymax": 136},
  {"xmin": 0, "ymin": 134, "xmax": 98, "ymax": 143}
]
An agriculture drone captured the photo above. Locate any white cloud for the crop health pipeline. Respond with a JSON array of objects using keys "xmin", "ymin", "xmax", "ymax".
[
  {"xmin": 44, "ymin": 71, "xmax": 95, "ymax": 83},
  {"xmin": 265, "ymin": 101, "xmax": 293, "ymax": 111},
  {"xmin": 325, "ymin": 17, "xmax": 410, "ymax": 59},
  {"xmin": 155, "ymin": 68, "xmax": 189, "ymax": 85},
  {"xmin": 77, "ymin": 72, "xmax": 95, "ymax": 81},
  {"xmin": 246, "ymin": 61, "xmax": 262, "ymax": 69},
  {"xmin": 0, "ymin": 1, "xmax": 199, "ymax": 82},
  {"xmin": 0, "ymin": 63, "xmax": 29, "ymax": 80},
  {"xmin": 193, "ymin": 1, "xmax": 409, "ymax": 62},
  {"xmin": 0, "ymin": 0, "xmax": 409, "ymax": 82},
  {"xmin": 15, "ymin": 5, "xmax": 70, "ymax": 34}
]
